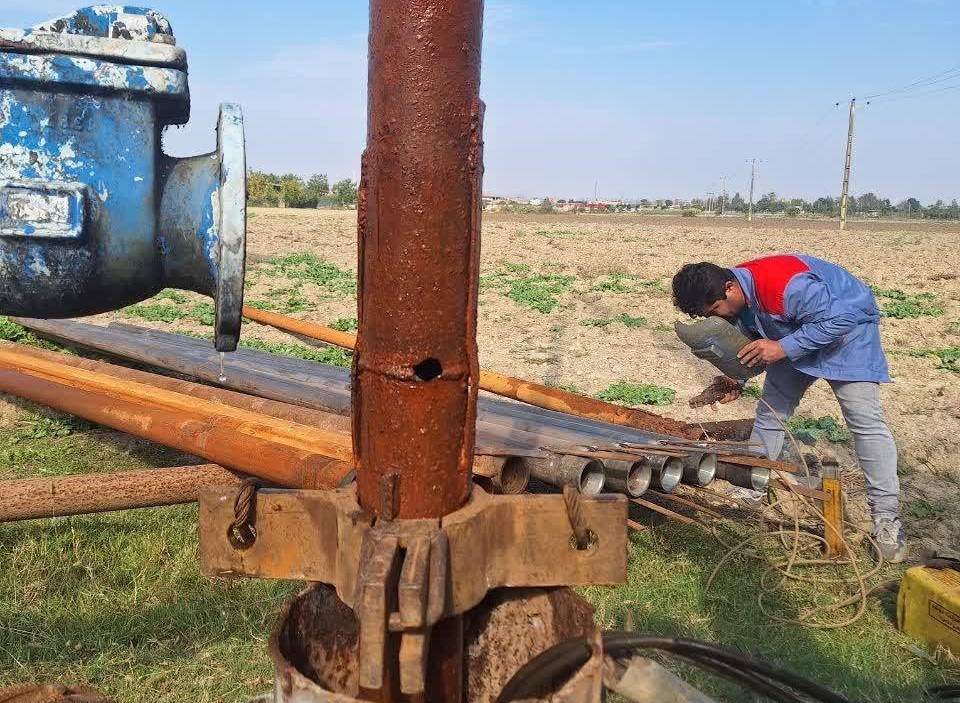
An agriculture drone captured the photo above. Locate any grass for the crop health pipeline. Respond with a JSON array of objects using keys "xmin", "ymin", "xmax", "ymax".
[
  {"xmin": 590, "ymin": 273, "xmax": 664, "ymax": 295},
  {"xmin": 481, "ymin": 263, "xmax": 575, "ymax": 314},
  {"xmin": 786, "ymin": 416, "xmax": 850, "ymax": 443},
  {"xmin": 237, "ymin": 338, "xmax": 352, "ymax": 368},
  {"xmin": 264, "ymin": 253, "xmax": 356, "ymax": 298},
  {"xmin": 871, "ymin": 287, "xmax": 944, "ymax": 319},
  {"xmin": 544, "ymin": 380, "xmax": 583, "ymax": 394},
  {"xmin": 0, "ymin": 403, "xmax": 951, "ymax": 702},
  {"xmin": 0, "ymin": 317, "xmax": 69, "ymax": 352},
  {"xmin": 906, "ymin": 346, "xmax": 960, "ymax": 373},
  {"xmin": 329, "ymin": 317, "xmax": 358, "ymax": 332},
  {"xmin": 579, "ymin": 314, "xmax": 647, "ymax": 328},
  {"xmin": 596, "ymin": 381, "xmax": 675, "ymax": 406},
  {"xmin": 742, "ymin": 382, "xmax": 763, "ymax": 399}
]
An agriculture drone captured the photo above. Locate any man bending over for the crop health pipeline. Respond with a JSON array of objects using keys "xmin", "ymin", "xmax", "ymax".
[{"xmin": 671, "ymin": 254, "xmax": 907, "ymax": 562}]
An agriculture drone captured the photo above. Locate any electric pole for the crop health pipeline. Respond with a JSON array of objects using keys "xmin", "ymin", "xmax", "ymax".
[
  {"xmin": 720, "ymin": 177, "xmax": 727, "ymax": 215},
  {"xmin": 747, "ymin": 158, "xmax": 761, "ymax": 222},
  {"xmin": 839, "ymin": 98, "xmax": 856, "ymax": 231}
]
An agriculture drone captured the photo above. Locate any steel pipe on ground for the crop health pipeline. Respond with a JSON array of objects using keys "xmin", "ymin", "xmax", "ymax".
[
  {"xmin": 0, "ymin": 464, "xmax": 245, "ymax": 522},
  {"xmin": 717, "ymin": 462, "xmax": 771, "ymax": 492},
  {"xmin": 649, "ymin": 457, "xmax": 685, "ymax": 493},
  {"xmin": 471, "ymin": 455, "xmax": 530, "ymax": 495},
  {"xmin": 520, "ymin": 454, "xmax": 605, "ymax": 495},
  {"xmin": 603, "ymin": 458, "xmax": 653, "ymax": 498},
  {"xmin": 681, "ymin": 453, "xmax": 717, "ymax": 487},
  {"xmin": 0, "ymin": 346, "xmax": 354, "ymax": 489}
]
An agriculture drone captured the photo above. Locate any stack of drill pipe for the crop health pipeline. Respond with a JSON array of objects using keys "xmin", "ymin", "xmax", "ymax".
[
  {"xmin": 11, "ymin": 319, "xmax": 783, "ymax": 494},
  {"xmin": 0, "ymin": 341, "xmax": 355, "ymax": 490}
]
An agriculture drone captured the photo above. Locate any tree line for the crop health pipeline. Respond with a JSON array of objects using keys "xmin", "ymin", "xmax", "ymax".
[
  {"xmin": 247, "ymin": 171, "xmax": 358, "ymax": 208},
  {"xmin": 685, "ymin": 192, "xmax": 960, "ymax": 220}
]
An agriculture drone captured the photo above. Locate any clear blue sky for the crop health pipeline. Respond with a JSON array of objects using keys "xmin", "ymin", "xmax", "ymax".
[{"xmin": 4, "ymin": 1, "xmax": 959, "ymax": 202}]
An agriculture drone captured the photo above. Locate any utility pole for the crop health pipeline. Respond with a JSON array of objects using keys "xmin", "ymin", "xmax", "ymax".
[
  {"xmin": 720, "ymin": 177, "xmax": 727, "ymax": 215},
  {"xmin": 747, "ymin": 158, "xmax": 761, "ymax": 222},
  {"xmin": 839, "ymin": 98, "xmax": 856, "ymax": 231}
]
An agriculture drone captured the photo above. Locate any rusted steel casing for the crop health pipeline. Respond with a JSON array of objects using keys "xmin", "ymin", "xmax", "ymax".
[
  {"xmin": 354, "ymin": 0, "xmax": 484, "ymax": 519},
  {"xmin": 0, "ymin": 464, "xmax": 243, "ymax": 522}
]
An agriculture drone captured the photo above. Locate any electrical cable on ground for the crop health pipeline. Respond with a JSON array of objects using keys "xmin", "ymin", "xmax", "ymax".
[{"xmin": 494, "ymin": 631, "xmax": 858, "ymax": 703}]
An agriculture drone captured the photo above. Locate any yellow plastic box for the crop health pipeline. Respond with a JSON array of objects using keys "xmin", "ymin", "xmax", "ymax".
[{"xmin": 898, "ymin": 565, "xmax": 960, "ymax": 656}]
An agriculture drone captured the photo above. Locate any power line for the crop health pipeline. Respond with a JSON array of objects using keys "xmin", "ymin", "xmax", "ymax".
[
  {"xmin": 862, "ymin": 63, "xmax": 960, "ymax": 100},
  {"xmin": 869, "ymin": 80, "xmax": 960, "ymax": 103}
]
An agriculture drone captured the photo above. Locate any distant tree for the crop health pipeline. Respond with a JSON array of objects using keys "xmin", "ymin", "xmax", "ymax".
[
  {"xmin": 729, "ymin": 192, "xmax": 745, "ymax": 212},
  {"xmin": 306, "ymin": 173, "xmax": 330, "ymax": 197},
  {"xmin": 898, "ymin": 197, "xmax": 921, "ymax": 216},
  {"xmin": 331, "ymin": 178, "xmax": 359, "ymax": 207}
]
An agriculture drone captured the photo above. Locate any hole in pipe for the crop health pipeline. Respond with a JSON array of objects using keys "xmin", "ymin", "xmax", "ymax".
[
  {"xmin": 413, "ymin": 358, "xmax": 442, "ymax": 381},
  {"xmin": 696, "ymin": 454, "xmax": 718, "ymax": 486},
  {"xmin": 658, "ymin": 458, "xmax": 684, "ymax": 493},
  {"xmin": 578, "ymin": 459, "xmax": 605, "ymax": 495},
  {"xmin": 627, "ymin": 459, "xmax": 653, "ymax": 497}
]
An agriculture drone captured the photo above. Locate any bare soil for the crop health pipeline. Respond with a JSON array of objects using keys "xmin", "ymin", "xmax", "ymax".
[{"xmin": 93, "ymin": 208, "xmax": 960, "ymax": 554}]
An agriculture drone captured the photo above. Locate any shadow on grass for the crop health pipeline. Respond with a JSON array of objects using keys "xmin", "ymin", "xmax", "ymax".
[{"xmin": 585, "ymin": 507, "xmax": 948, "ymax": 703}]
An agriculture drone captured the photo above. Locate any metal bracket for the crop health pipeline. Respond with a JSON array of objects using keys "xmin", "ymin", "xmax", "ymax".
[{"xmin": 199, "ymin": 484, "xmax": 626, "ymax": 696}]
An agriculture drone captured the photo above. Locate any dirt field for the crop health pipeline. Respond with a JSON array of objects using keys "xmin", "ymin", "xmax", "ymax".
[{"xmin": 236, "ymin": 207, "xmax": 960, "ymax": 553}]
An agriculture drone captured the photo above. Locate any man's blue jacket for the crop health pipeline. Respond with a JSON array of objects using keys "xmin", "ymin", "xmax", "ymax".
[{"xmin": 730, "ymin": 254, "xmax": 890, "ymax": 383}]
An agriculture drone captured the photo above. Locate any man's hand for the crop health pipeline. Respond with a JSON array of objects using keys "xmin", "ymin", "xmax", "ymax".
[
  {"xmin": 737, "ymin": 339, "xmax": 786, "ymax": 368},
  {"xmin": 690, "ymin": 375, "xmax": 742, "ymax": 409}
]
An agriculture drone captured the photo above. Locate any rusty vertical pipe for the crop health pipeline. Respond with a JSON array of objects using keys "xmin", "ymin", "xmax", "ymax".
[
  {"xmin": 355, "ymin": 0, "xmax": 484, "ymax": 520},
  {"xmin": 354, "ymin": 2, "xmax": 483, "ymax": 702}
]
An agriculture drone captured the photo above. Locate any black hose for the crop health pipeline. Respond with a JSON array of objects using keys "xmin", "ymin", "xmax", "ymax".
[{"xmin": 494, "ymin": 630, "xmax": 857, "ymax": 703}]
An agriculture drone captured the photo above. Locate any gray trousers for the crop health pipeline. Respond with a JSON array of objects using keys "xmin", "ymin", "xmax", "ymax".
[{"xmin": 750, "ymin": 362, "xmax": 901, "ymax": 523}]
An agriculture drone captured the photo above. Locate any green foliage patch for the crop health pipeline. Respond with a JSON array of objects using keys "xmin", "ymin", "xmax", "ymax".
[
  {"xmin": 0, "ymin": 316, "xmax": 66, "ymax": 352},
  {"xmin": 742, "ymin": 382, "xmax": 763, "ymax": 399},
  {"xmin": 786, "ymin": 416, "xmax": 849, "ymax": 443},
  {"xmin": 238, "ymin": 338, "xmax": 352, "ymax": 368},
  {"xmin": 266, "ymin": 253, "xmax": 356, "ymax": 298},
  {"xmin": 906, "ymin": 346, "xmax": 960, "ymax": 373},
  {"xmin": 871, "ymin": 286, "xmax": 943, "ymax": 319},
  {"xmin": 481, "ymin": 263, "xmax": 574, "ymax": 314},
  {"xmin": 596, "ymin": 381, "xmax": 675, "ymax": 406},
  {"xmin": 591, "ymin": 273, "xmax": 664, "ymax": 294},
  {"xmin": 579, "ymin": 314, "xmax": 647, "ymax": 328},
  {"xmin": 330, "ymin": 317, "xmax": 358, "ymax": 332},
  {"xmin": 544, "ymin": 380, "xmax": 582, "ymax": 394},
  {"xmin": 122, "ymin": 303, "xmax": 185, "ymax": 323}
]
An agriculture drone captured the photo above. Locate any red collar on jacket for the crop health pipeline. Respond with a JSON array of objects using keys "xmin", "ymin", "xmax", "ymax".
[{"xmin": 736, "ymin": 255, "xmax": 810, "ymax": 316}]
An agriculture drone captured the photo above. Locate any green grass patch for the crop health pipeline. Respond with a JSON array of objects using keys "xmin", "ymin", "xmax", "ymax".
[
  {"xmin": 481, "ymin": 263, "xmax": 574, "ymax": 314},
  {"xmin": 122, "ymin": 303, "xmax": 185, "ymax": 324},
  {"xmin": 238, "ymin": 338, "xmax": 352, "ymax": 368},
  {"xmin": 906, "ymin": 498, "xmax": 947, "ymax": 519},
  {"xmin": 0, "ymin": 316, "xmax": 68, "ymax": 352},
  {"xmin": 188, "ymin": 302, "xmax": 216, "ymax": 326},
  {"xmin": 265, "ymin": 253, "xmax": 356, "ymax": 298},
  {"xmin": 786, "ymin": 416, "xmax": 849, "ymax": 443},
  {"xmin": 654, "ymin": 323, "xmax": 674, "ymax": 333},
  {"xmin": 871, "ymin": 286, "xmax": 943, "ymax": 319},
  {"xmin": 544, "ymin": 380, "xmax": 582, "ymax": 394},
  {"xmin": 153, "ymin": 289, "xmax": 187, "ymax": 304},
  {"xmin": 591, "ymin": 273, "xmax": 664, "ymax": 294},
  {"xmin": 596, "ymin": 381, "xmax": 675, "ymax": 406},
  {"xmin": 330, "ymin": 317, "xmax": 358, "ymax": 332},
  {"xmin": 946, "ymin": 321, "xmax": 960, "ymax": 334},
  {"xmin": 742, "ymin": 382, "xmax": 763, "ymax": 399},
  {"xmin": 906, "ymin": 346, "xmax": 960, "ymax": 373},
  {"xmin": 579, "ymin": 314, "xmax": 647, "ymax": 328}
]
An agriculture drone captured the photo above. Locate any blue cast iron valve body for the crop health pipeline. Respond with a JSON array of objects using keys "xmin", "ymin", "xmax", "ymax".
[{"xmin": 0, "ymin": 6, "xmax": 246, "ymax": 351}]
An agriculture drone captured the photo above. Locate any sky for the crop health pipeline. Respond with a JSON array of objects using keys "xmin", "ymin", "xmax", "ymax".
[{"xmin": 3, "ymin": 0, "xmax": 959, "ymax": 202}]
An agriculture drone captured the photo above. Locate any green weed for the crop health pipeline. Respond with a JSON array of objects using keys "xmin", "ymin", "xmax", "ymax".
[
  {"xmin": 871, "ymin": 287, "xmax": 943, "ymax": 319},
  {"xmin": 244, "ymin": 299, "xmax": 278, "ymax": 312},
  {"xmin": 238, "ymin": 338, "xmax": 352, "ymax": 368},
  {"xmin": 544, "ymin": 381, "xmax": 582, "ymax": 394},
  {"xmin": 786, "ymin": 416, "xmax": 849, "ymax": 443},
  {"xmin": 481, "ymin": 263, "xmax": 574, "ymax": 314},
  {"xmin": 906, "ymin": 499, "xmax": 946, "ymax": 519},
  {"xmin": 0, "ymin": 317, "xmax": 66, "ymax": 352},
  {"xmin": 579, "ymin": 314, "xmax": 647, "ymax": 328},
  {"xmin": 742, "ymin": 383, "xmax": 763, "ymax": 399},
  {"xmin": 591, "ymin": 274, "xmax": 663, "ymax": 294},
  {"xmin": 122, "ymin": 303, "xmax": 185, "ymax": 324},
  {"xmin": 266, "ymin": 253, "xmax": 356, "ymax": 298},
  {"xmin": 188, "ymin": 303, "xmax": 216, "ymax": 326},
  {"xmin": 906, "ymin": 346, "xmax": 960, "ymax": 373},
  {"xmin": 654, "ymin": 323, "xmax": 675, "ymax": 333},
  {"xmin": 945, "ymin": 321, "xmax": 960, "ymax": 334},
  {"xmin": 153, "ymin": 289, "xmax": 187, "ymax": 304},
  {"xmin": 596, "ymin": 381, "xmax": 675, "ymax": 406},
  {"xmin": 11, "ymin": 412, "xmax": 88, "ymax": 443},
  {"xmin": 330, "ymin": 317, "xmax": 358, "ymax": 332}
]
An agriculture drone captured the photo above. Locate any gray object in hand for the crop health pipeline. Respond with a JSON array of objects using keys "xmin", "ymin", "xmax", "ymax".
[{"xmin": 675, "ymin": 317, "xmax": 764, "ymax": 381}]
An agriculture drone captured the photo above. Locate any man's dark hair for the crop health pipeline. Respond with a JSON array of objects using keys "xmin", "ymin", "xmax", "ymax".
[{"xmin": 672, "ymin": 262, "xmax": 735, "ymax": 316}]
